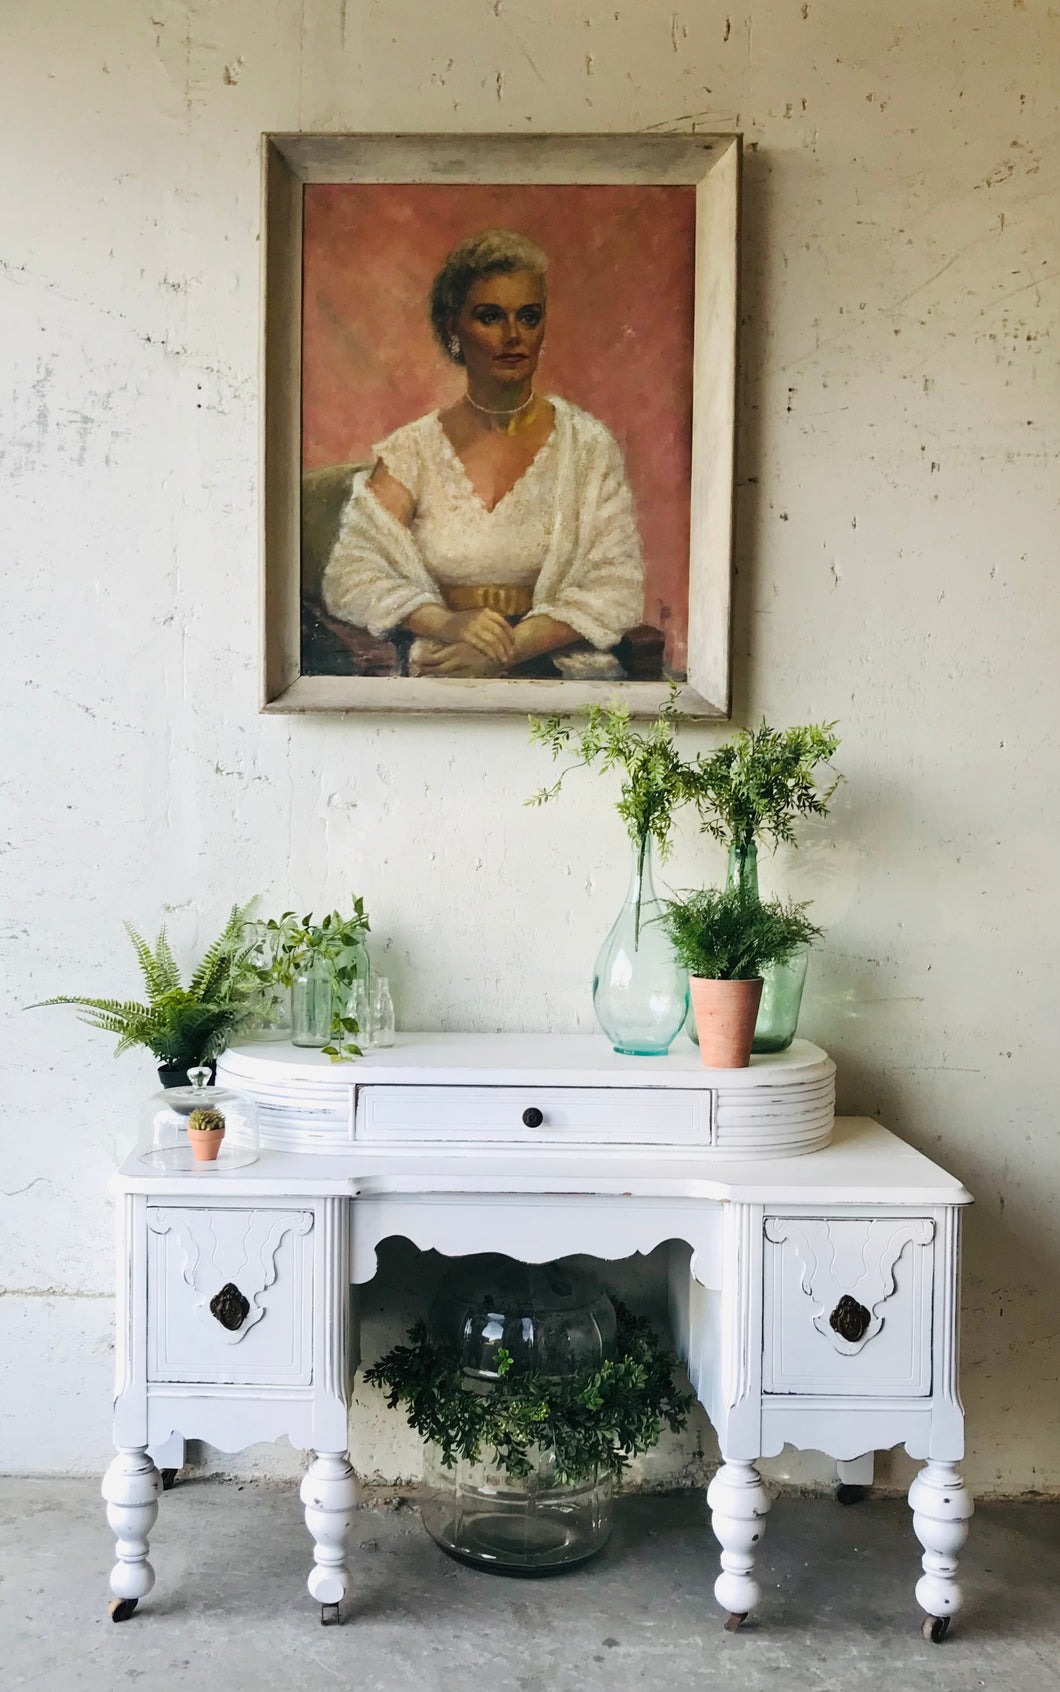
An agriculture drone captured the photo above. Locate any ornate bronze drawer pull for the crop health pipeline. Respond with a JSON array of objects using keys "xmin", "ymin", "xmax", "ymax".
[
  {"xmin": 210, "ymin": 1283, "xmax": 251, "ymax": 1332},
  {"xmin": 829, "ymin": 1294, "xmax": 871, "ymax": 1343}
]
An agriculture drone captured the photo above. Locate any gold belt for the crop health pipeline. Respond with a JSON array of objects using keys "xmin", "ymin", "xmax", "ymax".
[{"xmin": 443, "ymin": 584, "xmax": 534, "ymax": 618}]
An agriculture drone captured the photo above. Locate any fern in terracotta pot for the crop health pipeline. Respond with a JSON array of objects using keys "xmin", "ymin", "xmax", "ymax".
[
  {"xmin": 659, "ymin": 888, "xmax": 823, "ymax": 1068},
  {"xmin": 685, "ymin": 721, "xmax": 840, "ymax": 1052}
]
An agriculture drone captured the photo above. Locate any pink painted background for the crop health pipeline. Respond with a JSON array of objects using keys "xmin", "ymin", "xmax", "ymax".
[{"xmin": 302, "ymin": 183, "xmax": 695, "ymax": 672}]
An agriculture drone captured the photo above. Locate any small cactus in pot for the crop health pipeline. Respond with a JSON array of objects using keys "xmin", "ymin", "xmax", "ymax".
[{"xmin": 187, "ymin": 1105, "xmax": 226, "ymax": 1163}]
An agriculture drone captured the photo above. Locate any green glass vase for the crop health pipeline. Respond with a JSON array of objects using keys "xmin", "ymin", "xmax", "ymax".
[{"xmin": 685, "ymin": 840, "xmax": 809, "ymax": 1055}]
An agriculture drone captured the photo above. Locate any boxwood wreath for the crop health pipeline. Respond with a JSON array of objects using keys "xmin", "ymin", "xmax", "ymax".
[{"xmin": 363, "ymin": 1302, "xmax": 693, "ymax": 1484}]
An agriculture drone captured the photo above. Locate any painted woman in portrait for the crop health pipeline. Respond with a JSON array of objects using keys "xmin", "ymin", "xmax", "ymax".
[{"xmin": 321, "ymin": 229, "xmax": 646, "ymax": 680}]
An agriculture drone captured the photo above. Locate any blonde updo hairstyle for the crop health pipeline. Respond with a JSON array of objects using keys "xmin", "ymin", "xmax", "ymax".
[{"xmin": 429, "ymin": 228, "xmax": 549, "ymax": 366}]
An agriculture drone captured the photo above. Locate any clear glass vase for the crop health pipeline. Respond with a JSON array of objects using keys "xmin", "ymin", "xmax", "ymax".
[
  {"xmin": 593, "ymin": 836, "xmax": 689, "ymax": 1056},
  {"xmin": 291, "ymin": 956, "xmax": 333, "ymax": 1047},
  {"xmin": 239, "ymin": 922, "xmax": 291, "ymax": 1042},
  {"xmin": 420, "ymin": 1256, "xmax": 615, "ymax": 1574},
  {"xmin": 685, "ymin": 839, "xmax": 809, "ymax": 1054}
]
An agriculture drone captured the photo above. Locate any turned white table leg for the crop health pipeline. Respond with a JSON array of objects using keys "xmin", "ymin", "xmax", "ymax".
[
  {"xmin": 707, "ymin": 1460, "xmax": 772, "ymax": 1630},
  {"xmin": 909, "ymin": 1461, "xmax": 974, "ymax": 1641},
  {"xmin": 102, "ymin": 1447, "xmax": 162, "ymax": 1620},
  {"xmin": 300, "ymin": 1451, "xmax": 359, "ymax": 1621}
]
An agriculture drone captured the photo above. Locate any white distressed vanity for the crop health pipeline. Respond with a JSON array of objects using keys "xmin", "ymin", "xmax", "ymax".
[{"xmin": 105, "ymin": 1034, "xmax": 973, "ymax": 1640}]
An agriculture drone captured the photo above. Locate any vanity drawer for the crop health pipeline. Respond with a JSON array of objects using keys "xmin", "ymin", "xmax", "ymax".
[
  {"xmin": 762, "ymin": 1215, "xmax": 935, "ymax": 1397},
  {"xmin": 147, "ymin": 1205, "xmax": 314, "ymax": 1386},
  {"xmin": 354, "ymin": 1085, "xmax": 711, "ymax": 1145}
]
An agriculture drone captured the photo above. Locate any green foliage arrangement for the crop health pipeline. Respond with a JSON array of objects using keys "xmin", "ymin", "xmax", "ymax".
[
  {"xmin": 528, "ymin": 687, "xmax": 692, "ymax": 863},
  {"xmin": 528, "ymin": 688, "xmax": 699, "ymax": 941},
  {"xmin": 687, "ymin": 721, "xmax": 841, "ymax": 856},
  {"xmin": 659, "ymin": 886, "xmax": 823, "ymax": 981},
  {"xmin": 364, "ymin": 1301, "xmax": 693, "ymax": 1485},
  {"xmin": 31, "ymin": 902, "xmax": 259, "ymax": 1070},
  {"xmin": 261, "ymin": 901, "xmax": 371, "ymax": 1061}
]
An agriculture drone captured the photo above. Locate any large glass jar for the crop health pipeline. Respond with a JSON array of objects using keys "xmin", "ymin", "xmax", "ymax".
[{"xmin": 420, "ymin": 1256, "xmax": 616, "ymax": 1574}]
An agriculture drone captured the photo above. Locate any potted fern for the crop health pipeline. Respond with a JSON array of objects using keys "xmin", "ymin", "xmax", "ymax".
[
  {"xmin": 30, "ymin": 903, "xmax": 259, "ymax": 1086},
  {"xmin": 659, "ymin": 887, "xmax": 823, "ymax": 1068},
  {"xmin": 685, "ymin": 722, "xmax": 841, "ymax": 1052}
]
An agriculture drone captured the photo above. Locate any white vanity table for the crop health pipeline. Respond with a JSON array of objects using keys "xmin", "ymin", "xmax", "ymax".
[{"xmin": 105, "ymin": 1033, "xmax": 973, "ymax": 1641}]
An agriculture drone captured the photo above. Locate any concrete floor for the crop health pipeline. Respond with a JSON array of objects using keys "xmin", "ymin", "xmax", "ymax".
[{"xmin": 1, "ymin": 1480, "xmax": 1058, "ymax": 1692}]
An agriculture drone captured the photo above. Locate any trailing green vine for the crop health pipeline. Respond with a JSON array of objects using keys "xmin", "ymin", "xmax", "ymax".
[{"xmin": 364, "ymin": 1301, "xmax": 693, "ymax": 1485}]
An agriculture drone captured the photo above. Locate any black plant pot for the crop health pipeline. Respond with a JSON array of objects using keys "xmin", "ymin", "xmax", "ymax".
[{"xmin": 157, "ymin": 1061, "xmax": 217, "ymax": 1090}]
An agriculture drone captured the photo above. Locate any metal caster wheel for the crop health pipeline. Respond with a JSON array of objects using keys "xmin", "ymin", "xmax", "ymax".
[
  {"xmin": 922, "ymin": 1615, "xmax": 951, "ymax": 1644},
  {"xmin": 836, "ymin": 1483, "xmax": 869, "ymax": 1505},
  {"xmin": 320, "ymin": 1602, "xmax": 342, "ymax": 1626},
  {"xmin": 160, "ymin": 1469, "xmax": 178, "ymax": 1492},
  {"xmin": 109, "ymin": 1597, "xmax": 138, "ymax": 1623},
  {"xmin": 724, "ymin": 1612, "xmax": 747, "ymax": 1633}
]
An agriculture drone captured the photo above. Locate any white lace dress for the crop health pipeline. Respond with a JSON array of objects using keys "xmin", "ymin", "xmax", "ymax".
[{"xmin": 322, "ymin": 396, "xmax": 644, "ymax": 653}]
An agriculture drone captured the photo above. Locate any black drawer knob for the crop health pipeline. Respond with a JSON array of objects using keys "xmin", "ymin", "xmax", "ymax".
[{"xmin": 522, "ymin": 1107, "xmax": 544, "ymax": 1128}]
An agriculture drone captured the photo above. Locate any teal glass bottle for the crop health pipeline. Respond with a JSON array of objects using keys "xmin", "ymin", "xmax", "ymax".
[
  {"xmin": 593, "ymin": 835, "xmax": 689, "ymax": 1056},
  {"xmin": 685, "ymin": 839, "xmax": 809, "ymax": 1054}
]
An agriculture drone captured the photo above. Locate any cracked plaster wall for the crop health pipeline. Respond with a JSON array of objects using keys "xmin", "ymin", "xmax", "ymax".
[{"xmin": 0, "ymin": 0, "xmax": 1057, "ymax": 1491}]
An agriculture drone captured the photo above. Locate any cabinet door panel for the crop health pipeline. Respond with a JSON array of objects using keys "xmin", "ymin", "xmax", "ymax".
[
  {"xmin": 763, "ymin": 1215, "xmax": 934, "ymax": 1397},
  {"xmin": 147, "ymin": 1207, "xmax": 314, "ymax": 1385}
]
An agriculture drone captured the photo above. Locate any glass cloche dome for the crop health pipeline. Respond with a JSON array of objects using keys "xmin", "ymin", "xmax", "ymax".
[
  {"xmin": 137, "ymin": 1067, "xmax": 260, "ymax": 1171},
  {"xmin": 421, "ymin": 1255, "xmax": 616, "ymax": 1574}
]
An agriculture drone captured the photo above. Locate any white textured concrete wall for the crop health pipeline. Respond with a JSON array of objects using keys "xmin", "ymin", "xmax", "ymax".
[{"xmin": 1, "ymin": 0, "xmax": 1057, "ymax": 1494}]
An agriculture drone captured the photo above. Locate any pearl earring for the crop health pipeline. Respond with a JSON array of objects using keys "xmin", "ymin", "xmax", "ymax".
[{"xmin": 448, "ymin": 334, "xmax": 461, "ymax": 359}]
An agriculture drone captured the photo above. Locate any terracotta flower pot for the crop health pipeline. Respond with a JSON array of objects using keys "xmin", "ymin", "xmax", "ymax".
[
  {"xmin": 188, "ymin": 1126, "xmax": 225, "ymax": 1163},
  {"xmin": 688, "ymin": 977, "xmax": 764, "ymax": 1069}
]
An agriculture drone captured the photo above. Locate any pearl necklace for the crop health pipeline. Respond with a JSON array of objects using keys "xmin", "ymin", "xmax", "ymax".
[{"xmin": 464, "ymin": 389, "xmax": 537, "ymax": 418}]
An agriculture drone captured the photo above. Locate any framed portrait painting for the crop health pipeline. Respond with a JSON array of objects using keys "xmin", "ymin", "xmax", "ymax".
[{"xmin": 262, "ymin": 133, "xmax": 739, "ymax": 716}]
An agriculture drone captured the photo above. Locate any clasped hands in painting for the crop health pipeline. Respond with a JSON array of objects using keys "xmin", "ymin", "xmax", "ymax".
[{"xmin": 405, "ymin": 604, "xmax": 578, "ymax": 678}]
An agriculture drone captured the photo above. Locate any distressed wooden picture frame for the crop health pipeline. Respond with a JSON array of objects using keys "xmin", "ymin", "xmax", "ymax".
[{"xmin": 262, "ymin": 133, "xmax": 739, "ymax": 716}]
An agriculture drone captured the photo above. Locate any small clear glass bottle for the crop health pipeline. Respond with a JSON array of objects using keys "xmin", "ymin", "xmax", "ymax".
[
  {"xmin": 420, "ymin": 1255, "xmax": 615, "ymax": 1574},
  {"xmin": 341, "ymin": 978, "xmax": 370, "ymax": 1047},
  {"xmin": 291, "ymin": 955, "xmax": 333, "ymax": 1048},
  {"xmin": 369, "ymin": 976, "xmax": 395, "ymax": 1048}
]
